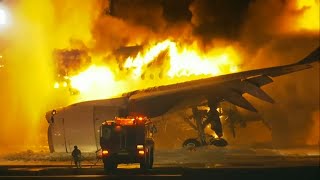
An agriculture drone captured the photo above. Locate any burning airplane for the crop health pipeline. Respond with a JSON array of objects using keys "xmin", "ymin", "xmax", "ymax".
[
  {"xmin": 46, "ymin": 46, "xmax": 319, "ymax": 152},
  {"xmin": 0, "ymin": 0, "xmax": 318, "ymax": 152}
]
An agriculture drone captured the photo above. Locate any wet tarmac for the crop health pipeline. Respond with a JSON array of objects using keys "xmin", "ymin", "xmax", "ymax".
[
  {"xmin": 0, "ymin": 147, "xmax": 319, "ymax": 179},
  {"xmin": 0, "ymin": 164, "xmax": 319, "ymax": 180}
]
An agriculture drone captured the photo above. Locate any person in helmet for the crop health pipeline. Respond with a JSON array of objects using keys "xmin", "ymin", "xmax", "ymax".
[{"xmin": 71, "ymin": 145, "xmax": 81, "ymax": 168}]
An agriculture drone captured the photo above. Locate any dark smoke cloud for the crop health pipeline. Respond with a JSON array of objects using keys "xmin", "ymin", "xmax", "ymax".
[
  {"xmin": 108, "ymin": 0, "xmax": 252, "ymax": 41},
  {"xmin": 238, "ymin": 0, "xmax": 318, "ymax": 53},
  {"xmin": 95, "ymin": 0, "xmax": 318, "ymax": 47},
  {"xmin": 162, "ymin": 0, "xmax": 193, "ymax": 23},
  {"xmin": 91, "ymin": 15, "xmax": 156, "ymax": 53},
  {"xmin": 109, "ymin": 0, "xmax": 193, "ymax": 29},
  {"xmin": 189, "ymin": 0, "xmax": 251, "ymax": 41},
  {"xmin": 190, "ymin": 0, "xmax": 319, "ymax": 147},
  {"xmin": 109, "ymin": 0, "xmax": 166, "ymax": 31}
]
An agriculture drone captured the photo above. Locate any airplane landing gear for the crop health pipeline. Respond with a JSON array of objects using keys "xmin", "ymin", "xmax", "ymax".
[
  {"xmin": 182, "ymin": 137, "xmax": 228, "ymax": 148},
  {"xmin": 182, "ymin": 138, "xmax": 201, "ymax": 148},
  {"xmin": 209, "ymin": 137, "xmax": 228, "ymax": 147},
  {"xmin": 182, "ymin": 99, "xmax": 228, "ymax": 148}
]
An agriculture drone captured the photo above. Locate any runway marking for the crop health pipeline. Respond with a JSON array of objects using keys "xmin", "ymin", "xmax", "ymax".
[{"xmin": 7, "ymin": 168, "xmax": 46, "ymax": 171}]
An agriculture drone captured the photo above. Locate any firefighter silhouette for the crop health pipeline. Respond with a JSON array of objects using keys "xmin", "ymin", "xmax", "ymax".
[{"xmin": 72, "ymin": 145, "xmax": 81, "ymax": 168}]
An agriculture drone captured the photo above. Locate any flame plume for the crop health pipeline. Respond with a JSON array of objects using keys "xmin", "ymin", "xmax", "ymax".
[{"xmin": 67, "ymin": 40, "xmax": 241, "ymax": 102}]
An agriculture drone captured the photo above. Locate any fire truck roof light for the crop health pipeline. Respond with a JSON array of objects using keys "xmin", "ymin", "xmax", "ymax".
[
  {"xmin": 110, "ymin": 116, "xmax": 150, "ymax": 126},
  {"xmin": 115, "ymin": 117, "xmax": 135, "ymax": 125},
  {"xmin": 103, "ymin": 120, "xmax": 115, "ymax": 126}
]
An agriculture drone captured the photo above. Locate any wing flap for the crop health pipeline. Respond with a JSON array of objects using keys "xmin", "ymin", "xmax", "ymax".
[
  {"xmin": 222, "ymin": 90, "xmax": 258, "ymax": 112},
  {"xmin": 224, "ymin": 76, "xmax": 274, "ymax": 103},
  {"xmin": 245, "ymin": 75, "xmax": 273, "ymax": 87},
  {"xmin": 241, "ymin": 80, "xmax": 274, "ymax": 103}
]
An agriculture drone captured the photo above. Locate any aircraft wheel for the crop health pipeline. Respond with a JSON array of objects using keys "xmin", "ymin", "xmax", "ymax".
[
  {"xmin": 182, "ymin": 138, "xmax": 201, "ymax": 148},
  {"xmin": 209, "ymin": 137, "xmax": 228, "ymax": 147}
]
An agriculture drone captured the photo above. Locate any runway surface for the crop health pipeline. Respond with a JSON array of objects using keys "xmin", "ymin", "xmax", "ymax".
[{"xmin": 0, "ymin": 146, "xmax": 319, "ymax": 179}]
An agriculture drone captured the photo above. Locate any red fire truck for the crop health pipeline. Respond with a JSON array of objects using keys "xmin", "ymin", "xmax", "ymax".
[{"xmin": 99, "ymin": 116, "xmax": 155, "ymax": 172}]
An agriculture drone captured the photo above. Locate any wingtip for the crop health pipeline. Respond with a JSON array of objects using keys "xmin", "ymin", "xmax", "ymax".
[{"xmin": 297, "ymin": 46, "xmax": 320, "ymax": 64}]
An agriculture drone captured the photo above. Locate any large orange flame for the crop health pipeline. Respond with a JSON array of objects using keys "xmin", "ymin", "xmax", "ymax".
[
  {"xmin": 295, "ymin": 0, "xmax": 319, "ymax": 31},
  {"xmin": 67, "ymin": 40, "xmax": 241, "ymax": 102}
]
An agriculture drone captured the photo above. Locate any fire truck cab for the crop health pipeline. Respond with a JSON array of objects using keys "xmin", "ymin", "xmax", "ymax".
[{"xmin": 99, "ymin": 116, "xmax": 155, "ymax": 171}]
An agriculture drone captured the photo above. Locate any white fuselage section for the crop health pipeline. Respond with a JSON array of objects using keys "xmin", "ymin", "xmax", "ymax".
[{"xmin": 46, "ymin": 97, "xmax": 128, "ymax": 152}]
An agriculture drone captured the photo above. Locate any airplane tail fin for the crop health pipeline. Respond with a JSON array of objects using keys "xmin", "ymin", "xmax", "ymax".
[{"xmin": 297, "ymin": 46, "xmax": 320, "ymax": 64}]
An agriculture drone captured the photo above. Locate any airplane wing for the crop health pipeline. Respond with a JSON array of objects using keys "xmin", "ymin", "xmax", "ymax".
[{"xmin": 125, "ymin": 47, "xmax": 320, "ymax": 118}]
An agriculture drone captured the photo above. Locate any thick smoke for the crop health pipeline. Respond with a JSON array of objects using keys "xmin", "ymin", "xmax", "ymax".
[
  {"xmin": 155, "ymin": 0, "xmax": 318, "ymax": 147},
  {"xmin": 110, "ymin": 0, "xmax": 166, "ymax": 31},
  {"xmin": 187, "ymin": 0, "xmax": 319, "ymax": 147},
  {"xmin": 189, "ymin": 0, "xmax": 251, "ymax": 41},
  {"xmin": 237, "ymin": 0, "xmax": 319, "ymax": 147},
  {"xmin": 90, "ymin": 0, "xmax": 197, "ymax": 53}
]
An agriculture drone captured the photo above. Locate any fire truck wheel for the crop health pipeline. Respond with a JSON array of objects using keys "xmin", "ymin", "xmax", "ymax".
[
  {"xmin": 140, "ymin": 148, "xmax": 152, "ymax": 170},
  {"xmin": 103, "ymin": 160, "xmax": 117, "ymax": 172},
  {"xmin": 150, "ymin": 148, "xmax": 154, "ymax": 169}
]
